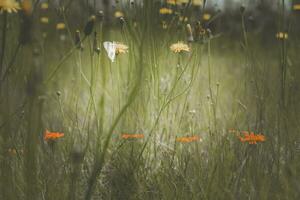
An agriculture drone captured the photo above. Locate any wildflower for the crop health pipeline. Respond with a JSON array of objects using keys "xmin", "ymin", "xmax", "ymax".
[
  {"xmin": 176, "ymin": 135, "xmax": 201, "ymax": 143},
  {"xmin": 0, "ymin": 0, "xmax": 21, "ymax": 13},
  {"xmin": 103, "ymin": 41, "xmax": 128, "ymax": 62},
  {"xmin": 56, "ymin": 22, "xmax": 66, "ymax": 30},
  {"xmin": 122, "ymin": 133, "xmax": 144, "ymax": 139},
  {"xmin": 114, "ymin": 10, "xmax": 124, "ymax": 18},
  {"xmin": 40, "ymin": 2, "xmax": 48, "ymax": 9},
  {"xmin": 21, "ymin": 0, "xmax": 32, "ymax": 15},
  {"xmin": 40, "ymin": 17, "xmax": 49, "ymax": 24},
  {"xmin": 192, "ymin": 0, "xmax": 203, "ymax": 6},
  {"xmin": 167, "ymin": 0, "xmax": 176, "ymax": 5},
  {"xmin": 44, "ymin": 129, "xmax": 64, "ymax": 141},
  {"xmin": 239, "ymin": 132, "xmax": 265, "ymax": 144},
  {"xmin": 115, "ymin": 42, "xmax": 128, "ymax": 55},
  {"xmin": 84, "ymin": 15, "xmax": 96, "ymax": 36},
  {"xmin": 276, "ymin": 32, "xmax": 288, "ymax": 40},
  {"xmin": 159, "ymin": 7, "xmax": 173, "ymax": 15},
  {"xmin": 293, "ymin": 4, "xmax": 300, "ymax": 10},
  {"xmin": 170, "ymin": 41, "xmax": 190, "ymax": 53},
  {"xmin": 202, "ymin": 13, "xmax": 211, "ymax": 21}
]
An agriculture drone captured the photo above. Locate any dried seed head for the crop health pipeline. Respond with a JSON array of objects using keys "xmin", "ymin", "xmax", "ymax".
[
  {"xmin": 93, "ymin": 32, "xmax": 100, "ymax": 54},
  {"xmin": 240, "ymin": 6, "xmax": 245, "ymax": 14},
  {"xmin": 84, "ymin": 15, "xmax": 96, "ymax": 36},
  {"xmin": 97, "ymin": 10, "xmax": 104, "ymax": 21},
  {"xmin": 74, "ymin": 30, "xmax": 83, "ymax": 50},
  {"xmin": 119, "ymin": 17, "xmax": 125, "ymax": 27}
]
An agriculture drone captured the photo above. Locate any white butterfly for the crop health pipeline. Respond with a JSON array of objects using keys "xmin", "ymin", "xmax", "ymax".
[{"xmin": 103, "ymin": 41, "xmax": 116, "ymax": 62}]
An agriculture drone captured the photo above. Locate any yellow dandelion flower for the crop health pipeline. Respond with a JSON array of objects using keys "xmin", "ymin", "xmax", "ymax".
[
  {"xmin": 293, "ymin": 4, "xmax": 300, "ymax": 10},
  {"xmin": 115, "ymin": 42, "xmax": 129, "ymax": 55},
  {"xmin": 192, "ymin": 0, "xmax": 203, "ymax": 6},
  {"xmin": 170, "ymin": 41, "xmax": 190, "ymax": 53},
  {"xmin": 203, "ymin": 13, "xmax": 211, "ymax": 21},
  {"xmin": 276, "ymin": 32, "xmax": 288, "ymax": 40},
  {"xmin": 166, "ymin": 0, "xmax": 176, "ymax": 5},
  {"xmin": 0, "ymin": 0, "xmax": 21, "ymax": 13},
  {"xmin": 114, "ymin": 10, "xmax": 124, "ymax": 18},
  {"xmin": 41, "ymin": 2, "xmax": 48, "ymax": 9},
  {"xmin": 159, "ymin": 7, "xmax": 173, "ymax": 15},
  {"xmin": 56, "ymin": 23, "xmax": 66, "ymax": 30},
  {"xmin": 40, "ymin": 17, "xmax": 49, "ymax": 24}
]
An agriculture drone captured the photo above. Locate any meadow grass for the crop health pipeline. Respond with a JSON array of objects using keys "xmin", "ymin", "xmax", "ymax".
[{"xmin": 0, "ymin": 0, "xmax": 300, "ymax": 200}]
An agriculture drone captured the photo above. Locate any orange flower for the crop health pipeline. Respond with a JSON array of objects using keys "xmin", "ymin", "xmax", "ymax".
[
  {"xmin": 239, "ymin": 132, "xmax": 265, "ymax": 144},
  {"xmin": 44, "ymin": 129, "xmax": 64, "ymax": 141},
  {"xmin": 176, "ymin": 135, "xmax": 201, "ymax": 143},
  {"xmin": 122, "ymin": 133, "xmax": 144, "ymax": 139}
]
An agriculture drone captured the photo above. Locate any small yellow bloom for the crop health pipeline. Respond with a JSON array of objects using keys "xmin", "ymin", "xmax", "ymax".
[
  {"xmin": 56, "ymin": 23, "xmax": 66, "ymax": 30},
  {"xmin": 170, "ymin": 41, "xmax": 190, "ymax": 53},
  {"xmin": 0, "ymin": 0, "xmax": 21, "ymax": 13},
  {"xmin": 40, "ymin": 17, "xmax": 49, "ymax": 24},
  {"xmin": 114, "ymin": 10, "xmax": 124, "ymax": 18},
  {"xmin": 202, "ymin": 13, "xmax": 211, "ymax": 21},
  {"xmin": 192, "ymin": 0, "xmax": 203, "ymax": 6},
  {"xmin": 293, "ymin": 4, "xmax": 300, "ymax": 10},
  {"xmin": 166, "ymin": 0, "xmax": 176, "ymax": 5},
  {"xmin": 276, "ymin": 32, "xmax": 288, "ymax": 40},
  {"xmin": 41, "ymin": 2, "xmax": 48, "ymax": 9},
  {"xmin": 115, "ymin": 42, "xmax": 129, "ymax": 55},
  {"xmin": 159, "ymin": 7, "xmax": 173, "ymax": 15}
]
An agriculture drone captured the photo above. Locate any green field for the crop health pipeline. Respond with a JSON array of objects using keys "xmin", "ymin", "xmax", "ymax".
[{"xmin": 0, "ymin": 0, "xmax": 299, "ymax": 199}]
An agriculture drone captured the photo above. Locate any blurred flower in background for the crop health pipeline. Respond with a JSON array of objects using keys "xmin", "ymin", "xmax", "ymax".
[
  {"xmin": 170, "ymin": 42, "xmax": 190, "ymax": 53},
  {"xmin": 0, "ymin": 0, "xmax": 20, "ymax": 13}
]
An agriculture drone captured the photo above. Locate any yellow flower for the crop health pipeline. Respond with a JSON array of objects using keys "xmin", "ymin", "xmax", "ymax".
[
  {"xmin": 293, "ymin": 4, "xmax": 300, "ymax": 10},
  {"xmin": 170, "ymin": 42, "xmax": 190, "ymax": 53},
  {"xmin": 192, "ymin": 0, "xmax": 203, "ymax": 6},
  {"xmin": 40, "ymin": 17, "xmax": 49, "ymax": 24},
  {"xmin": 115, "ymin": 42, "xmax": 128, "ymax": 55},
  {"xmin": 0, "ymin": 0, "xmax": 21, "ymax": 13},
  {"xmin": 166, "ymin": 0, "xmax": 176, "ymax": 5},
  {"xmin": 202, "ymin": 13, "xmax": 211, "ymax": 21},
  {"xmin": 114, "ymin": 10, "xmax": 124, "ymax": 18},
  {"xmin": 276, "ymin": 32, "xmax": 288, "ymax": 40},
  {"xmin": 41, "ymin": 2, "xmax": 48, "ymax": 9},
  {"xmin": 159, "ymin": 7, "xmax": 173, "ymax": 15},
  {"xmin": 56, "ymin": 23, "xmax": 66, "ymax": 30}
]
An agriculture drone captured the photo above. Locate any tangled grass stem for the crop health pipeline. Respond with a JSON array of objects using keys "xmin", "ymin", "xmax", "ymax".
[{"xmin": 0, "ymin": 12, "xmax": 8, "ymax": 78}]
